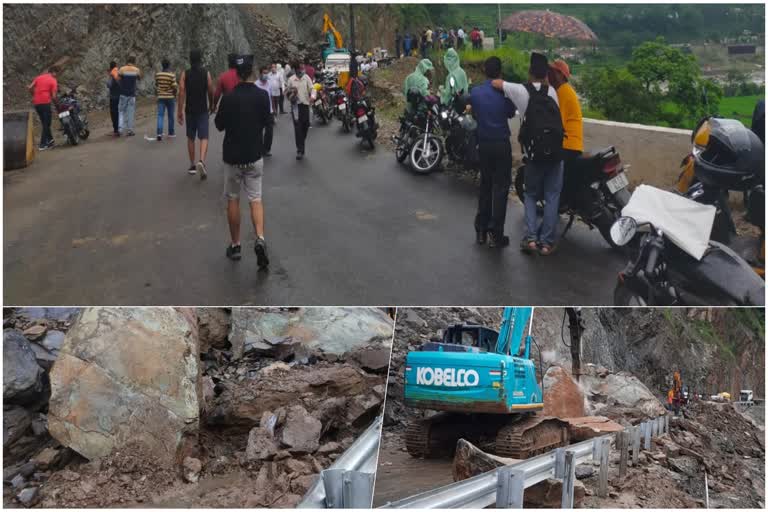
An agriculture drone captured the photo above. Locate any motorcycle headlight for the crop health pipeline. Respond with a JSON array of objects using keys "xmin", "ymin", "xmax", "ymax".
[{"xmin": 441, "ymin": 111, "xmax": 448, "ymax": 119}]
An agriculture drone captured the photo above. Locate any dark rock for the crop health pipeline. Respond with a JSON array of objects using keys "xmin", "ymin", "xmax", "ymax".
[
  {"xmin": 575, "ymin": 465, "xmax": 595, "ymax": 479},
  {"xmin": 280, "ymin": 405, "xmax": 322, "ymax": 454},
  {"xmin": 22, "ymin": 325, "xmax": 47, "ymax": 341},
  {"xmin": 17, "ymin": 486, "xmax": 40, "ymax": 507},
  {"xmin": 182, "ymin": 457, "xmax": 202, "ymax": 483},
  {"xmin": 11, "ymin": 474, "xmax": 27, "ymax": 489},
  {"xmin": 42, "ymin": 331, "xmax": 65, "ymax": 352},
  {"xmin": 3, "ymin": 406, "xmax": 33, "ymax": 447},
  {"xmin": 3, "ymin": 330, "xmax": 44, "ymax": 404},
  {"xmin": 15, "ymin": 308, "xmax": 80, "ymax": 323}
]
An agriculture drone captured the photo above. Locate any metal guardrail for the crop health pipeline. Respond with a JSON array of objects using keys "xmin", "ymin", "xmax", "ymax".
[
  {"xmin": 380, "ymin": 414, "xmax": 669, "ymax": 509},
  {"xmin": 298, "ymin": 415, "xmax": 383, "ymax": 509}
]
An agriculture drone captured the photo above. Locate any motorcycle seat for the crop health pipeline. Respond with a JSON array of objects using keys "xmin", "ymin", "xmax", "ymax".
[
  {"xmin": 671, "ymin": 240, "xmax": 765, "ymax": 306},
  {"xmin": 581, "ymin": 146, "xmax": 615, "ymax": 160}
]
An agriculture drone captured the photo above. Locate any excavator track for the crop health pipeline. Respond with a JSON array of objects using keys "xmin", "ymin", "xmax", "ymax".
[
  {"xmin": 404, "ymin": 418, "xmax": 432, "ymax": 458},
  {"xmin": 495, "ymin": 415, "xmax": 570, "ymax": 459}
]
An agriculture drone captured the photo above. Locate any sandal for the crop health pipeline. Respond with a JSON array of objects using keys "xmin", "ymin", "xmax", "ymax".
[
  {"xmin": 538, "ymin": 244, "xmax": 556, "ymax": 256},
  {"xmin": 520, "ymin": 239, "xmax": 538, "ymax": 254}
]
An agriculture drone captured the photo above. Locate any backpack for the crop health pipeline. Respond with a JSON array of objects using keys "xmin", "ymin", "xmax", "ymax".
[{"xmin": 518, "ymin": 83, "xmax": 564, "ymax": 162}]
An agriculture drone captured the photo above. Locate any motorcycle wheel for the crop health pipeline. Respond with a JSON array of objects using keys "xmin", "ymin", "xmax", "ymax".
[
  {"xmin": 410, "ymin": 135, "xmax": 443, "ymax": 174},
  {"xmin": 63, "ymin": 119, "xmax": 79, "ymax": 146},
  {"xmin": 614, "ymin": 281, "xmax": 648, "ymax": 306},
  {"xmin": 342, "ymin": 117, "xmax": 350, "ymax": 133},
  {"xmin": 365, "ymin": 135, "xmax": 375, "ymax": 150},
  {"xmin": 594, "ymin": 208, "xmax": 621, "ymax": 249},
  {"xmin": 395, "ymin": 137, "xmax": 410, "ymax": 163},
  {"xmin": 79, "ymin": 128, "xmax": 90, "ymax": 140}
]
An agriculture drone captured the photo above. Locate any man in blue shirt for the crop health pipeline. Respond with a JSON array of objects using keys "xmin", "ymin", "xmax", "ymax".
[{"xmin": 470, "ymin": 56, "xmax": 516, "ymax": 248}]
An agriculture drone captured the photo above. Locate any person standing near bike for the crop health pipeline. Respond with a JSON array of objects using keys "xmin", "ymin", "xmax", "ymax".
[
  {"xmin": 28, "ymin": 65, "xmax": 59, "ymax": 150},
  {"xmin": 286, "ymin": 62, "xmax": 313, "ymax": 160},
  {"xmin": 470, "ymin": 57, "xmax": 516, "ymax": 248}
]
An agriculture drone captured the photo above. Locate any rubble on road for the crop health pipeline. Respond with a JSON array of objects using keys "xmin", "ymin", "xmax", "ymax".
[{"xmin": 3, "ymin": 307, "xmax": 390, "ymax": 509}]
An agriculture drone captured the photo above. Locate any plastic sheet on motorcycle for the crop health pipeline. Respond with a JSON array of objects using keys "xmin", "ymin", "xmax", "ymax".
[{"xmin": 622, "ymin": 185, "xmax": 716, "ymax": 261}]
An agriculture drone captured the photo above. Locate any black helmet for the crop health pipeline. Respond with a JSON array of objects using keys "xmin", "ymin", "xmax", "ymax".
[{"xmin": 693, "ymin": 117, "xmax": 764, "ymax": 190}]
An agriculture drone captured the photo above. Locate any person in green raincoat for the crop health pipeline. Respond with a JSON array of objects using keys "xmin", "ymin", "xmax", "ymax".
[
  {"xmin": 403, "ymin": 58, "xmax": 433, "ymax": 112},
  {"xmin": 439, "ymin": 48, "xmax": 469, "ymax": 106}
]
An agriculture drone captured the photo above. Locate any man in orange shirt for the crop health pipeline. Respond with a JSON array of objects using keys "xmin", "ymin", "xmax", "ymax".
[
  {"xmin": 28, "ymin": 65, "xmax": 59, "ymax": 150},
  {"xmin": 548, "ymin": 59, "xmax": 584, "ymax": 159}
]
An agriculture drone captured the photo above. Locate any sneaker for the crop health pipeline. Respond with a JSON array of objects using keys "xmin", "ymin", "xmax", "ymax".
[
  {"xmin": 226, "ymin": 244, "xmax": 242, "ymax": 261},
  {"xmin": 488, "ymin": 233, "xmax": 510, "ymax": 249},
  {"xmin": 264, "ymin": 151, "xmax": 272, "ymax": 157},
  {"xmin": 127, "ymin": 130, "xmax": 135, "ymax": 136},
  {"xmin": 188, "ymin": 164, "xmax": 197, "ymax": 175},
  {"xmin": 38, "ymin": 144, "xmax": 51, "ymax": 151},
  {"xmin": 475, "ymin": 231, "xmax": 487, "ymax": 245},
  {"xmin": 112, "ymin": 132, "xmax": 120, "ymax": 137},
  {"xmin": 168, "ymin": 133, "xmax": 176, "ymax": 138},
  {"xmin": 255, "ymin": 237, "xmax": 270, "ymax": 268},
  {"xmin": 196, "ymin": 160, "xmax": 208, "ymax": 181},
  {"xmin": 296, "ymin": 152, "xmax": 303, "ymax": 160},
  {"xmin": 156, "ymin": 135, "xmax": 162, "ymax": 142}
]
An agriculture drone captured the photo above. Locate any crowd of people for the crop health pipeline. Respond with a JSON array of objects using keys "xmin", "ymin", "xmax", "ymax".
[
  {"xmin": 28, "ymin": 50, "xmax": 350, "ymax": 268},
  {"xmin": 395, "ymin": 26, "xmax": 487, "ymax": 59},
  {"xmin": 401, "ymin": 48, "xmax": 583, "ymax": 255}
]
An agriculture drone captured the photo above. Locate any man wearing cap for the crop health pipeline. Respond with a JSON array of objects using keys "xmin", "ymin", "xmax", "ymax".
[
  {"xmin": 492, "ymin": 52, "xmax": 564, "ymax": 256},
  {"xmin": 548, "ymin": 59, "xmax": 583, "ymax": 159},
  {"xmin": 214, "ymin": 55, "xmax": 272, "ymax": 268}
]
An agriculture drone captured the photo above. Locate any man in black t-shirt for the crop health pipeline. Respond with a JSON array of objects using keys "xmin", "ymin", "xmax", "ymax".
[
  {"xmin": 178, "ymin": 49, "xmax": 214, "ymax": 179},
  {"xmin": 214, "ymin": 55, "xmax": 272, "ymax": 268}
]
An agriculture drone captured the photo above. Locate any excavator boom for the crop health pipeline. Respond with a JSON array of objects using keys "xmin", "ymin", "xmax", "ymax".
[{"xmin": 323, "ymin": 13, "xmax": 343, "ymax": 50}]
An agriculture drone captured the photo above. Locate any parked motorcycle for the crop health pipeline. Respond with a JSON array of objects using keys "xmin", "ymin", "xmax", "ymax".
[
  {"xmin": 56, "ymin": 87, "xmax": 89, "ymax": 146},
  {"xmin": 676, "ymin": 116, "xmax": 764, "ymax": 277},
  {"xmin": 311, "ymin": 83, "xmax": 330, "ymax": 125},
  {"xmin": 609, "ymin": 186, "xmax": 764, "ymax": 306},
  {"xmin": 351, "ymin": 97, "xmax": 377, "ymax": 149},
  {"xmin": 437, "ymin": 88, "xmax": 477, "ymax": 168},
  {"xmin": 514, "ymin": 146, "xmax": 632, "ymax": 248}
]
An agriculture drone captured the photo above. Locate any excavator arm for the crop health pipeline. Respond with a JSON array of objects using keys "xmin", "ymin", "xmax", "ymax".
[
  {"xmin": 323, "ymin": 13, "xmax": 343, "ymax": 50},
  {"xmin": 496, "ymin": 307, "xmax": 533, "ymax": 358},
  {"xmin": 565, "ymin": 307, "xmax": 584, "ymax": 381}
]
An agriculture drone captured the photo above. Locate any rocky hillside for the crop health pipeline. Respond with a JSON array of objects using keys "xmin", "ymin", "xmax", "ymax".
[
  {"xmin": 3, "ymin": 5, "xmax": 301, "ymax": 111},
  {"xmin": 3, "ymin": 4, "xmax": 401, "ymax": 111},
  {"xmin": 386, "ymin": 307, "xmax": 764, "ymax": 425}
]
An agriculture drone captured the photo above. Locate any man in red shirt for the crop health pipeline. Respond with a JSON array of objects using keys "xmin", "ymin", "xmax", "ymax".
[
  {"xmin": 212, "ymin": 53, "xmax": 239, "ymax": 113},
  {"xmin": 28, "ymin": 65, "xmax": 59, "ymax": 150}
]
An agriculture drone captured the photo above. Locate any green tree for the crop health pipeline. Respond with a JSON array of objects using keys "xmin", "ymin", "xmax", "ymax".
[{"xmin": 580, "ymin": 67, "xmax": 658, "ymax": 124}]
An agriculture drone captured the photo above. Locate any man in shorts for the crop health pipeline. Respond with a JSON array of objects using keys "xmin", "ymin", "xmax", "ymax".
[
  {"xmin": 214, "ymin": 55, "xmax": 272, "ymax": 268},
  {"xmin": 178, "ymin": 49, "xmax": 213, "ymax": 178}
]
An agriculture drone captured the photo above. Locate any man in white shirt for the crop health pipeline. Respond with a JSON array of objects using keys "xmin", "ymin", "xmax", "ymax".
[
  {"xmin": 255, "ymin": 64, "xmax": 274, "ymax": 157},
  {"xmin": 267, "ymin": 63, "xmax": 284, "ymax": 116},
  {"xmin": 457, "ymin": 27, "xmax": 465, "ymax": 50},
  {"xmin": 491, "ymin": 52, "xmax": 565, "ymax": 256},
  {"xmin": 286, "ymin": 62, "xmax": 314, "ymax": 160}
]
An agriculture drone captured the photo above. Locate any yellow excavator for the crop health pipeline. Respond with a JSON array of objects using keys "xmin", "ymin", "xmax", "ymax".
[{"xmin": 322, "ymin": 13, "xmax": 352, "ymax": 87}]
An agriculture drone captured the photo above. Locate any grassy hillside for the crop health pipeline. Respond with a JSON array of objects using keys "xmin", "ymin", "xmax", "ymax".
[{"xmin": 719, "ymin": 95, "xmax": 764, "ymax": 125}]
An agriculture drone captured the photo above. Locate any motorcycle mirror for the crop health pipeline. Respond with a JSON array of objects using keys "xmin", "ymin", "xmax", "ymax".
[
  {"xmin": 449, "ymin": 76, "xmax": 456, "ymax": 88},
  {"xmin": 609, "ymin": 217, "xmax": 638, "ymax": 247}
]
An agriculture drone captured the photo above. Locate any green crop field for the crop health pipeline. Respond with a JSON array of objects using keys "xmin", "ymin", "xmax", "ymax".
[{"xmin": 719, "ymin": 95, "xmax": 763, "ymax": 125}]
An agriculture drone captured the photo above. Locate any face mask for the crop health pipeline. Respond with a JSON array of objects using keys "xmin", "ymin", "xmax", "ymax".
[
  {"xmin": 261, "ymin": 74, "xmax": 268, "ymax": 81},
  {"xmin": 297, "ymin": 70, "xmax": 305, "ymax": 77}
]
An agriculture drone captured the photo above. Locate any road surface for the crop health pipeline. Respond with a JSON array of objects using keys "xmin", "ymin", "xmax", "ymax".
[{"xmin": 4, "ymin": 109, "xmax": 624, "ymax": 305}]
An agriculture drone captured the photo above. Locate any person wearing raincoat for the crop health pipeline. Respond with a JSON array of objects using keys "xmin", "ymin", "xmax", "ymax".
[
  {"xmin": 440, "ymin": 48, "xmax": 469, "ymax": 106},
  {"xmin": 403, "ymin": 58, "xmax": 433, "ymax": 113}
]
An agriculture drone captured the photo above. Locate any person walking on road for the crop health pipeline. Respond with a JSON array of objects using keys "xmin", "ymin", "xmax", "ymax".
[
  {"xmin": 28, "ymin": 65, "xmax": 59, "ymax": 150},
  {"xmin": 117, "ymin": 56, "xmax": 141, "ymax": 136},
  {"xmin": 492, "ymin": 52, "xmax": 564, "ymax": 256},
  {"xmin": 286, "ymin": 62, "xmax": 313, "ymax": 160},
  {"xmin": 548, "ymin": 59, "xmax": 583, "ymax": 159},
  {"xmin": 470, "ymin": 57, "xmax": 516, "ymax": 248},
  {"xmin": 267, "ymin": 63, "xmax": 284, "ymax": 116},
  {"xmin": 154, "ymin": 58, "xmax": 178, "ymax": 141},
  {"xmin": 214, "ymin": 55, "xmax": 272, "ymax": 268},
  {"xmin": 255, "ymin": 64, "xmax": 274, "ymax": 157},
  {"xmin": 213, "ymin": 53, "xmax": 239, "ymax": 112},
  {"xmin": 106, "ymin": 61, "xmax": 121, "ymax": 137},
  {"xmin": 178, "ymin": 49, "xmax": 214, "ymax": 178}
]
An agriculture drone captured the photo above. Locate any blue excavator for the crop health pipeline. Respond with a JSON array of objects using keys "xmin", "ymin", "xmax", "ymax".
[{"xmin": 403, "ymin": 307, "xmax": 570, "ymax": 459}]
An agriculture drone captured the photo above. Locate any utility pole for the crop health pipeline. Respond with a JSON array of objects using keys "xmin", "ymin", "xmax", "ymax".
[
  {"xmin": 497, "ymin": 4, "xmax": 502, "ymax": 48},
  {"xmin": 349, "ymin": 4, "xmax": 356, "ymax": 53}
]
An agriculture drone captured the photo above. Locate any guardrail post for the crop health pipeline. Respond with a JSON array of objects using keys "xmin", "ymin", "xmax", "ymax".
[
  {"xmin": 322, "ymin": 469, "xmax": 375, "ymax": 508},
  {"xmin": 561, "ymin": 450, "xmax": 576, "ymax": 509},
  {"xmin": 632, "ymin": 425, "xmax": 640, "ymax": 466},
  {"xmin": 497, "ymin": 467, "xmax": 525, "ymax": 509},
  {"xmin": 658, "ymin": 416, "xmax": 663, "ymax": 436},
  {"xmin": 642, "ymin": 421, "xmax": 649, "ymax": 448},
  {"xmin": 618, "ymin": 431, "xmax": 629, "ymax": 480},
  {"xmin": 554, "ymin": 447, "xmax": 566, "ymax": 479},
  {"xmin": 664, "ymin": 414, "xmax": 669, "ymax": 434},
  {"xmin": 598, "ymin": 437, "xmax": 610, "ymax": 498}
]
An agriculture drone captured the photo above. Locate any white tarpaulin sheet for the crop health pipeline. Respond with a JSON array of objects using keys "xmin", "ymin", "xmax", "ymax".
[{"xmin": 621, "ymin": 185, "xmax": 716, "ymax": 261}]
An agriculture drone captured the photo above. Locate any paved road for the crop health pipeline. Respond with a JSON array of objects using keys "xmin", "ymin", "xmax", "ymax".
[{"xmin": 4, "ymin": 110, "xmax": 624, "ymax": 306}]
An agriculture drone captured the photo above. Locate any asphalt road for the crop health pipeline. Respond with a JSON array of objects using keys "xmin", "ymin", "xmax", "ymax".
[{"xmin": 4, "ymin": 110, "xmax": 624, "ymax": 306}]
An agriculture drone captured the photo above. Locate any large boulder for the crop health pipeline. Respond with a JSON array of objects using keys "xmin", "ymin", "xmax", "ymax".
[
  {"xmin": 3, "ymin": 329, "xmax": 45, "ymax": 404},
  {"xmin": 229, "ymin": 308, "xmax": 393, "ymax": 360},
  {"xmin": 579, "ymin": 365, "xmax": 666, "ymax": 417},
  {"xmin": 543, "ymin": 366, "xmax": 587, "ymax": 418},
  {"xmin": 47, "ymin": 308, "xmax": 200, "ymax": 461},
  {"xmin": 197, "ymin": 308, "xmax": 231, "ymax": 352}
]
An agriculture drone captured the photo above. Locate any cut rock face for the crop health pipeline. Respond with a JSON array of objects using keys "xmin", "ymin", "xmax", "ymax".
[
  {"xmin": 543, "ymin": 366, "xmax": 587, "ymax": 418},
  {"xmin": 579, "ymin": 365, "xmax": 667, "ymax": 417},
  {"xmin": 229, "ymin": 308, "xmax": 393, "ymax": 359},
  {"xmin": 47, "ymin": 308, "xmax": 200, "ymax": 461}
]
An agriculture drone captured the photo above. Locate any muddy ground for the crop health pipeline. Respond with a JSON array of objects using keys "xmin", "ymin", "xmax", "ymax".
[{"xmin": 3, "ymin": 307, "xmax": 391, "ymax": 508}]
